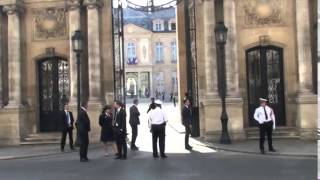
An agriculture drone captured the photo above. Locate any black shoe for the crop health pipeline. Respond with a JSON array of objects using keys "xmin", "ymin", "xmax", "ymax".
[
  {"xmin": 260, "ymin": 149, "xmax": 265, "ymax": 154},
  {"xmin": 185, "ymin": 146, "xmax": 193, "ymax": 150},
  {"xmin": 80, "ymin": 158, "xmax": 88, "ymax": 162},
  {"xmin": 131, "ymin": 146, "xmax": 139, "ymax": 151},
  {"xmin": 61, "ymin": 148, "xmax": 64, "ymax": 152},
  {"xmin": 121, "ymin": 156, "xmax": 127, "ymax": 160},
  {"xmin": 153, "ymin": 154, "xmax": 159, "ymax": 158},
  {"xmin": 269, "ymin": 148, "xmax": 276, "ymax": 152},
  {"xmin": 161, "ymin": 154, "xmax": 167, "ymax": 159},
  {"xmin": 70, "ymin": 147, "xmax": 75, "ymax": 151},
  {"xmin": 115, "ymin": 156, "xmax": 122, "ymax": 160}
]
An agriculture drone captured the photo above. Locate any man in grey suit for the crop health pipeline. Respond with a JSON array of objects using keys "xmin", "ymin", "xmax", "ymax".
[{"xmin": 129, "ymin": 99, "xmax": 140, "ymax": 150}]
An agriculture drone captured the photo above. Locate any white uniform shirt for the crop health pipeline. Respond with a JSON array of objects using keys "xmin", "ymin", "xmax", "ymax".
[
  {"xmin": 148, "ymin": 107, "xmax": 168, "ymax": 129},
  {"xmin": 254, "ymin": 105, "xmax": 276, "ymax": 129},
  {"xmin": 64, "ymin": 110, "xmax": 71, "ymax": 127}
]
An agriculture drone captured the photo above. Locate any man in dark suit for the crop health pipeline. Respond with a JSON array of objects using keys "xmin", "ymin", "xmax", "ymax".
[
  {"xmin": 182, "ymin": 99, "xmax": 193, "ymax": 150},
  {"xmin": 60, "ymin": 104, "xmax": 75, "ymax": 152},
  {"xmin": 129, "ymin": 99, "xmax": 140, "ymax": 150},
  {"xmin": 113, "ymin": 100, "xmax": 127, "ymax": 160},
  {"xmin": 76, "ymin": 102, "xmax": 91, "ymax": 162}
]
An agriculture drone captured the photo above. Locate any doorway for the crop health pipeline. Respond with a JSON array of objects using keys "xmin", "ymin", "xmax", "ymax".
[
  {"xmin": 38, "ymin": 58, "xmax": 70, "ymax": 132},
  {"xmin": 246, "ymin": 45, "xmax": 286, "ymax": 127}
]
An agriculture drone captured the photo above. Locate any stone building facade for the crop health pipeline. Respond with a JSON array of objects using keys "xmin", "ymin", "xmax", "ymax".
[
  {"xmin": 0, "ymin": 0, "xmax": 317, "ymax": 145},
  {"xmin": 123, "ymin": 8, "xmax": 178, "ymax": 101}
]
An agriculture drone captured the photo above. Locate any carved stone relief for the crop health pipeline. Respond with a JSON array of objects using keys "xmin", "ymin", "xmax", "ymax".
[
  {"xmin": 242, "ymin": 0, "xmax": 284, "ymax": 28},
  {"xmin": 32, "ymin": 7, "xmax": 68, "ymax": 41}
]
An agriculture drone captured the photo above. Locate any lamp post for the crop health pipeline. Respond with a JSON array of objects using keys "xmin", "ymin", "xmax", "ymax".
[
  {"xmin": 71, "ymin": 30, "xmax": 83, "ymax": 116},
  {"xmin": 214, "ymin": 22, "xmax": 231, "ymax": 144}
]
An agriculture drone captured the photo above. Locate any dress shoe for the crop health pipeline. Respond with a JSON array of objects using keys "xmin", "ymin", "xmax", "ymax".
[
  {"xmin": 153, "ymin": 154, "xmax": 159, "ymax": 158},
  {"xmin": 185, "ymin": 146, "xmax": 193, "ymax": 150},
  {"xmin": 60, "ymin": 148, "xmax": 64, "ymax": 152},
  {"xmin": 70, "ymin": 147, "xmax": 75, "ymax": 151},
  {"xmin": 131, "ymin": 146, "xmax": 139, "ymax": 151},
  {"xmin": 115, "ymin": 156, "xmax": 122, "ymax": 160},
  {"xmin": 260, "ymin": 149, "xmax": 265, "ymax": 154},
  {"xmin": 269, "ymin": 148, "xmax": 276, "ymax": 152},
  {"xmin": 121, "ymin": 156, "xmax": 127, "ymax": 160},
  {"xmin": 161, "ymin": 154, "xmax": 167, "ymax": 159},
  {"xmin": 80, "ymin": 158, "xmax": 88, "ymax": 162}
]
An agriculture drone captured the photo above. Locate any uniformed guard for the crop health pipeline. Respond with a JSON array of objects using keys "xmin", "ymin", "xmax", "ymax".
[
  {"xmin": 148, "ymin": 100, "xmax": 168, "ymax": 159},
  {"xmin": 254, "ymin": 98, "xmax": 276, "ymax": 154}
]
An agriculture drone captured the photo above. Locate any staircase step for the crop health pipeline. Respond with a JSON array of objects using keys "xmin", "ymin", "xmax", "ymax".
[{"xmin": 21, "ymin": 133, "xmax": 62, "ymax": 145}]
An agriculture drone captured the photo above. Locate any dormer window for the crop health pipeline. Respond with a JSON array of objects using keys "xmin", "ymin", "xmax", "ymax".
[
  {"xmin": 153, "ymin": 19, "xmax": 164, "ymax": 31},
  {"xmin": 169, "ymin": 19, "xmax": 176, "ymax": 31}
]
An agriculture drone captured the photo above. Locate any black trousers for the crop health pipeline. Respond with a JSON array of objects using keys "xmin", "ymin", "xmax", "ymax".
[
  {"xmin": 116, "ymin": 132, "xmax": 127, "ymax": 158},
  {"xmin": 130, "ymin": 124, "xmax": 138, "ymax": 148},
  {"xmin": 151, "ymin": 123, "xmax": 166, "ymax": 156},
  {"xmin": 61, "ymin": 128, "xmax": 74, "ymax": 150},
  {"xmin": 185, "ymin": 124, "xmax": 191, "ymax": 148},
  {"xmin": 259, "ymin": 121, "xmax": 274, "ymax": 150},
  {"xmin": 79, "ymin": 132, "xmax": 89, "ymax": 159}
]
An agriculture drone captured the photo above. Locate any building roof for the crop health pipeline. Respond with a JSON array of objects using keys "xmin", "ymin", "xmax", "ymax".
[{"xmin": 123, "ymin": 7, "xmax": 176, "ymax": 32}]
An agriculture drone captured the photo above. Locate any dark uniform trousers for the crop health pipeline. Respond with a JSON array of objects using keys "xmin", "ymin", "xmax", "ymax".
[
  {"xmin": 79, "ymin": 132, "xmax": 89, "ymax": 159},
  {"xmin": 116, "ymin": 132, "xmax": 127, "ymax": 158},
  {"xmin": 151, "ymin": 123, "xmax": 166, "ymax": 156},
  {"xmin": 61, "ymin": 128, "xmax": 73, "ymax": 150},
  {"xmin": 185, "ymin": 124, "xmax": 191, "ymax": 148},
  {"xmin": 259, "ymin": 121, "xmax": 274, "ymax": 151},
  {"xmin": 130, "ymin": 124, "xmax": 138, "ymax": 148}
]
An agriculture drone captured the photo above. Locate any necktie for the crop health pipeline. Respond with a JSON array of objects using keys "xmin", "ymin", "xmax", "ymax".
[
  {"xmin": 66, "ymin": 112, "xmax": 70, "ymax": 126},
  {"xmin": 263, "ymin": 107, "xmax": 268, "ymax": 121}
]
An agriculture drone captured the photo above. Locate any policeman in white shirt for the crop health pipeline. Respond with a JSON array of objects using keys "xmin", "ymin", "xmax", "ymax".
[
  {"xmin": 148, "ymin": 100, "xmax": 168, "ymax": 159},
  {"xmin": 254, "ymin": 98, "xmax": 276, "ymax": 154}
]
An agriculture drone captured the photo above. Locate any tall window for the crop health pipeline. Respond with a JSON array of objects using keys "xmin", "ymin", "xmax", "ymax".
[
  {"xmin": 171, "ymin": 41, "xmax": 177, "ymax": 63},
  {"xmin": 127, "ymin": 42, "xmax": 137, "ymax": 65},
  {"xmin": 155, "ymin": 42, "xmax": 164, "ymax": 63},
  {"xmin": 156, "ymin": 72, "xmax": 165, "ymax": 93}
]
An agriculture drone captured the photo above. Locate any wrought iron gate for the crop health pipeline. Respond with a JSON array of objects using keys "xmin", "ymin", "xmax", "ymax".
[
  {"xmin": 112, "ymin": 0, "xmax": 126, "ymax": 104},
  {"xmin": 39, "ymin": 58, "xmax": 70, "ymax": 132},
  {"xmin": 185, "ymin": 0, "xmax": 200, "ymax": 137},
  {"xmin": 246, "ymin": 46, "xmax": 286, "ymax": 127}
]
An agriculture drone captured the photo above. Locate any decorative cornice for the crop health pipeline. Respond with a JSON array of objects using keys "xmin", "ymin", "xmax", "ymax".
[
  {"xmin": 3, "ymin": 3, "xmax": 24, "ymax": 15},
  {"xmin": 83, "ymin": 0, "xmax": 103, "ymax": 9},
  {"xmin": 66, "ymin": 0, "xmax": 81, "ymax": 11}
]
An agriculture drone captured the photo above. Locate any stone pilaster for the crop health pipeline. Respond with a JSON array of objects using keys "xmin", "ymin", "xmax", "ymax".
[
  {"xmin": 295, "ymin": 0, "xmax": 313, "ymax": 95},
  {"xmin": 0, "ymin": 8, "xmax": 3, "ymax": 108},
  {"xmin": 295, "ymin": 0, "xmax": 317, "ymax": 139},
  {"xmin": 224, "ymin": 0, "xmax": 240, "ymax": 97},
  {"xmin": 3, "ymin": 4, "xmax": 22, "ymax": 108},
  {"xmin": 67, "ymin": 0, "xmax": 81, "ymax": 105},
  {"xmin": 84, "ymin": 0, "xmax": 103, "ymax": 103},
  {"xmin": 203, "ymin": 0, "xmax": 218, "ymax": 97}
]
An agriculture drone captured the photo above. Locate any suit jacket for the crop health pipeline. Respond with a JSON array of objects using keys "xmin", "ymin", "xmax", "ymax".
[
  {"xmin": 115, "ymin": 108, "xmax": 127, "ymax": 134},
  {"xmin": 129, "ymin": 105, "xmax": 140, "ymax": 125},
  {"xmin": 182, "ymin": 106, "xmax": 193, "ymax": 126},
  {"xmin": 76, "ymin": 108, "xmax": 91, "ymax": 134},
  {"xmin": 61, "ymin": 111, "xmax": 74, "ymax": 131}
]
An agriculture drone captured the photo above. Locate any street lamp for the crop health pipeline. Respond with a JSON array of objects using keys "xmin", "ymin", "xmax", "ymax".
[
  {"xmin": 214, "ymin": 22, "xmax": 231, "ymax": 144},
  {"xmin": 71, "ymin": 30, "xmax": 83, "ymax": 115}
]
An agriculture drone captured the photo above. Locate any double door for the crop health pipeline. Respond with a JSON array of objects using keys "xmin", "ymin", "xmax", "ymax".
[{"xmin": 246, "ymin": 46, "xmax": 286, "ymax": 127}]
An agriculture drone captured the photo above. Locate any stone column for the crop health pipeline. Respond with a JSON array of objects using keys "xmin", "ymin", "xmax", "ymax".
[
  {"xmin": 224, "ymin": 0, "xmax": 240, "ymax": 96},
  {"xmin": 0, "ymin": 8, "xmax": 3, "ymax": 108},
  {"xmin": 203, "ymin": 0, "xmax": 218, "ymax": 97},
  {"xmin": 67, "ymin": 0, "xmax": 81, "ymax": 105},
  {"xmin": 4, "ymin": 4, "xmax": 22, "ymax": 108},
  {"xmin": 295, "ymin": 0, "xmax": 313, "ymax": 94},
  {"xmin": 84, "ymin": 0, "xmax": 102, "ymax": 103}
]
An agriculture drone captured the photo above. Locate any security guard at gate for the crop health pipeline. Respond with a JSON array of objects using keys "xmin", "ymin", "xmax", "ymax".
[{"xmin": 254, "ymin": 98, "xmax": 276, "ymax": 154}]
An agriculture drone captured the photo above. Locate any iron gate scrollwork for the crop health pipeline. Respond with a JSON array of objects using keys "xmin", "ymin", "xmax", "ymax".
[
  {"xmin": 39, "ymin": 58, "xmax": 70, "ymax": 132},
  {"xmin": 112, "ymin": 0, "xmax": 126, "ymax": 104}
]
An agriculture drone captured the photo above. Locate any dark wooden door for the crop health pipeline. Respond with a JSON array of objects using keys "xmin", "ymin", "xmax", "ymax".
[
  {"xmin": 39, "ymin": 58, "xmax": 70, "ymax": 132},
  {"xmin": 246, "ymin": 46, "xmax": 286, "ymax": 127}
]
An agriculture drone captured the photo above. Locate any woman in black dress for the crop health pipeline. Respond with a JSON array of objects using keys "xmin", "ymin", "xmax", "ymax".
[{"xmin": 99, "ymin": 105, "xmax": 117, "ymax": 156}]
